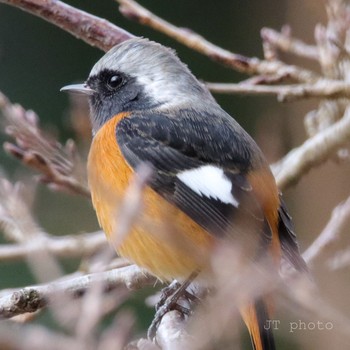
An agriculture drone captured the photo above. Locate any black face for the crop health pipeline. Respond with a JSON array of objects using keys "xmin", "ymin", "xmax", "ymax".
[
  {"xmin": 87, "ymin": 69, "xmax": 126, "ymax": 98},
  {"xmin": 86, "ymin": 69, "xmax": 157, "ymax": 134}
]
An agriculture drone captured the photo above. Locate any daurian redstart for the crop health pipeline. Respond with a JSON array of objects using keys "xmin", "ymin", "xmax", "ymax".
[{"xmin": 62, "ymin": 38, "xmax": 307, "ymax": 350}]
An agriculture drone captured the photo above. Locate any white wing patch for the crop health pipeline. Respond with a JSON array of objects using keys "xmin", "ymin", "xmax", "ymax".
[{"xmin": 176, "ymin": 165, "xmax": 239, "ymax": 207}]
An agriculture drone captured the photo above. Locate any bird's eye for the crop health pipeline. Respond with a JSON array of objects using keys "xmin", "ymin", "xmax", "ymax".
[{"xmin": 106, "ymin": 74, "xmax": 123, "ymax": 90}]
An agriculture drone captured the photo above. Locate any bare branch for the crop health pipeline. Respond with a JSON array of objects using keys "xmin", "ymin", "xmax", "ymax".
[
  {"xmin": 303, "ymin": 195, "xmax": 350, "ymax": 267},
  {"xmin": 272, "ymin": 106, "xmax": 350, "ymax": 190},
  {"xmin": 1, "ymin": 1, "xmax": 350, "ymax": 348},
  {"xmin": 0, "ymin": 265, "xmax": 155, "ymax": 319},
  {"xmin": 0, "ymin": 91, "xmax": 90, "ymax": 197},
  {"xmin": 0, "ymin": 0, "xmax": 133, "ymax": 52},
  {"xmin": 0, "ymin": 231, "xmax": 107, "ymax": 262},
  {"xmin": 75, "ymin": 271, "xmax": 130, "ymax": 345},
  {"xmin": 117, "ymin": 0, "xmax": 319, "ymax": 82},
  {"xmin": 0, "ymin": 297, "xmax": 134, "ymax": 350},
  {"xmin": 0, "ymin": 177, "xmax": 44, "ymax": 243},
  {"xmin": 261, "ymin": 27, "xmax": 320, "ymax": 61},
  {"xmin": 206, "ymin": 80, "xmax": 350, "ymax": 101},
  {"xmin": 327, "ymin": 248, "xmax": 350, "ymax": 270}
]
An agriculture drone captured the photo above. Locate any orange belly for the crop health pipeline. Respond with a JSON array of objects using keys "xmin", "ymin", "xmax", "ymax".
[{"xmin": 87, "ymin": 113, "xmax": 214, "ymax": 281}]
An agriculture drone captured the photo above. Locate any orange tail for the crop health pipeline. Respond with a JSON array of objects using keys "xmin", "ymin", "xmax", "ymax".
[{"xmin": 240, "ymin": 299, "xmax": 276, "ymax": 350}]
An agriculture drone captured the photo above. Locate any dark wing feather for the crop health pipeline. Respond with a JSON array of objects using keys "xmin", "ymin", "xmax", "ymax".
[
  {"xmin": 278, "ymin": 197, "xmax": 308, "ymax": 272},
  {"xmin": 116, "ymin": 109, "xmax": 271, "ymax": 243}
]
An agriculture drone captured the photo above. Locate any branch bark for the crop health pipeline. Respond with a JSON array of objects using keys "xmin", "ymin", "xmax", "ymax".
[
  {"xmin": 1, "ymin": 1, "xmax": 350, "ymax": 349},
  {"xmin": 0, "ymin": 231, "xmax": 106, "ymax": 262},
  {"xmin": 117, "ymin": 0, "xmax": 319, "ymax": 82},
  {"xmin": 273, "ymin": 107, "xmax": 350, "ymax": 190},
  {"xmin": 303, "ymin": 195, "xmax": 350, "ymax": 267},
  {"xmin": 0, "ymin": 91, "xmax": 90, "ymax": 198},
  {"xmin": 206, "ymin": 80, "xmax": 350, "ymax": 102},
  {"xmin": 261, "ymin": 27, "xmax": 320, "ymax": 61},
  {"xmin": 0, "ymin": 265, "xmax": 155, "ymax": 319},
  {"xmin": 0, "ymin": 0, "xmax": 133, "ymax": 52}
]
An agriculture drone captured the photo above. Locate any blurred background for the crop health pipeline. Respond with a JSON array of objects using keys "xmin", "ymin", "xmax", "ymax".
[{"xmin": 1, "ymin": 1, "xmax": 349, "ymax": 349}]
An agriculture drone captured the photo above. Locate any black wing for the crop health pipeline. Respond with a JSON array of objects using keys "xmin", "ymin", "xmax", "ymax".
[
  {"xmin": 278, "ymin": 197, "xmax": 308, "ymax": 273},
  {"xmin": 116, "ymin": 109, "xmax": 271, "ymax": 246}
]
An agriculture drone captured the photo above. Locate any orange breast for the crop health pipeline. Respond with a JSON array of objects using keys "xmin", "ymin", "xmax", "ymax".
[{"xmin": 87, "ymin": 113, "xmax": 214, "ymax": 281}]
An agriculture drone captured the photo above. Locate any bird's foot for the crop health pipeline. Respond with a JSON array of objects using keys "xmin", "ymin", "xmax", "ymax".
[{"xmin": 147, "ymin": 273, "xmax": 199, "ymax": 339}]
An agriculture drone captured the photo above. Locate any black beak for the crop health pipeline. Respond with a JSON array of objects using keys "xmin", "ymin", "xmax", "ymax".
[{"xmin": 60, "ymin": 83, "xmax": 95, "ymax": 96}]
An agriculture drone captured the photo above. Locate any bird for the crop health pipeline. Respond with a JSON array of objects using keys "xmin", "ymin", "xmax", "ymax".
[{"xmin": 61, "ymin": 38, "xmax": 307, "ymax": 350}]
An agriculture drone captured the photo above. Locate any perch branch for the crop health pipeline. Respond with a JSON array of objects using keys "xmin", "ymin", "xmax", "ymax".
[
  {"xmin": 0, "ymin": 0, "xmax": 133, "ymax": 52},
  {"xmin": 0, "ymin": 264, "xmax": 155, "ymax": 319}
]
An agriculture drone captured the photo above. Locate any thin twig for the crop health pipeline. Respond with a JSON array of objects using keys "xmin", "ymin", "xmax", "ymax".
[
  {"xmin": 0, "ymin": 299, "xmax": 135, "ymax": 350},
  {"xmin": 117, "ymin": 0, "xmax": 320, "ymax": 82},
  {"xmin": 327, "ymin": 248, "xmax": 350, "ymax": 270},
  {"xmin": 0, "ymin": 91, "xmax": 90, "ymax": 197},
  {"xmin": 272, "ymin": 106, "xmax": 350, "ymax": 190},
  {"xmin": 0, "ymin": 0, "xmax": 133, "ymax": 52},
  {"xmin": 0, "ymin": 177, "xmax": 41, "ymax": 243},
  {"xmin": 303, "ymin": 195, "xmax": 350, "ymax": 266},
  {"xmin": 261, "ymin": 27, "xmax": 320, "ymax": 61},
  {"xmin": 0, "ymin": 231, "xmax": 107, "ymax": 262},
  {"xmin": 74, "ymin": 266, "xmax": 131, "ymax": 345},
  {"xmin": 1, "ymin": 1, "xmax": 350, "ymax": 348},
  {"xmin": 206, "ymin": 80, "xmax": 350, "ymax": 102}
]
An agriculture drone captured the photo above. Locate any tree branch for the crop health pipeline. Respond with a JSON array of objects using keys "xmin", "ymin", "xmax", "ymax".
[
  {"xmin": 0, "ymin": 0, "xmax": 133, "ymax": 52},
  {"xmin": 117, "ymin": 0, "xmax": 319, "ymax": 82},
  {"xmin": 0, "ymin": 231, "xmax": 107, "ymax": 262},
  {"xmin": 206, "ymin": 80, "xmax": 350, "ymax": 102},
  {"xmin": 0, "ymin": 265, "xmax": 155, "ymax": 319},
  {"xmin": 261, "ymin": 27, "xmax": 320, "ymax": 61},
  {"xmin": 0, "ymin": 91, "xmax": 90, "ymax": 198},
  {"xmin": 272, "ymin": 106, "xmax": 350, "ymax": 190},
  {"xmin": 1, "ymin": 2, "xmax": 350, "ymax": 347},
  {"xmin": 303, "ymin": 195, "xmax": 350, "ymax": 267}
]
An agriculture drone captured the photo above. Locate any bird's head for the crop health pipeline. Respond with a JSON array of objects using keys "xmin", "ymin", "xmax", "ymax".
[{"xmin": 61, "ymin": 38, "xmax": 214, "ymax": 134}]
